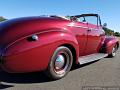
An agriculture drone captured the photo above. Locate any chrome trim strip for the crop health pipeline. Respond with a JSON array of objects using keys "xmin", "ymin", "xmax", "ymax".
[
  {"xmin": 89, "ymin": 28, "xmax": 99, "ymax": 31},
  {"xmin": 67, "ymin": 24, "xmax": 88, "ymax": 29},
  {"xmin": 67, "ymin": 25, "xmax": 99, "ymax": 30},
  {"xmin": 73, "ymin": 25, "xmax": 88, "ymax": 29}
]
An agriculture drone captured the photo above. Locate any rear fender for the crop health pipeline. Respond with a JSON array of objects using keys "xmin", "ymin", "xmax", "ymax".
[{"xmin": 2, "ymin": 30, "xmax": 79, "ymax": 73}]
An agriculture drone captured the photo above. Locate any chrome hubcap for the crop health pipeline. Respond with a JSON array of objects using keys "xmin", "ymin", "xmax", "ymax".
[
  {"xmin": 55, "ymin": 55, "xmax": 65, "ymax": 70},
  {"xmin": 54, "ymin": 52, "xmax": 69, "ymax": 74}
]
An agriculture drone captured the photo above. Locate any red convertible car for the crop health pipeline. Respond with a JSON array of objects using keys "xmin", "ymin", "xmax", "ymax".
[{"xmin": 0, "ymin": 14, "xmax": 119, "ymax": 80}]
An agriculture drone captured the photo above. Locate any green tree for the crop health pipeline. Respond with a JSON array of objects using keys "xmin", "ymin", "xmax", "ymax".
[
  {"xmin": 103, "ymin": 27, "xmax": 120, "ymax": 37},
  {"xmin": 0, "ymin": 16, "xmax": 6, "ymax": 22},
  {"xmin": 114, "ymin": 32, "xmax": 120, "ymax": 37},
  {"xmin": 103, "ymin": 27, "xmax": 114, "ymax": 35}
]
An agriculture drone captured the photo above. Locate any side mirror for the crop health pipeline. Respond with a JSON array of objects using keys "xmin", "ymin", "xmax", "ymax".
[{"xmin": 103, "ymin": 23, "xmax": 107, "ymax": 27}]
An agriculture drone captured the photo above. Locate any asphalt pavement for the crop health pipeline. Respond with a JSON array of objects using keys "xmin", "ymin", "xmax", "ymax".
[{"xmin": 0, "ymin": 48, "xmax": 120, "ymax": 90}]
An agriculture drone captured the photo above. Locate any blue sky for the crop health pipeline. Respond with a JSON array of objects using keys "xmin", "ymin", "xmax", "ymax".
[{"xmin": 0, "ymin": 0, "xmax": 120, "ymax": 32}]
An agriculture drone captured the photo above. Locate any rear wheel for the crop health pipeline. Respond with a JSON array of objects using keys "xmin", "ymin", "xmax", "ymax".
[
  {"xmin": 108, "ymin": 44, "xmax": 118, "ymax": 57},
  {"xmin": 45, "ymin": 46, "xmax": 73, "ymax": 80}
]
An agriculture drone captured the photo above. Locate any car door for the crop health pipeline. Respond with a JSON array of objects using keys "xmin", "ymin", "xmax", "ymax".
[
  {"xmin": 75, "ymin": 22, "xmax": 88, "ymax": 56},
  {"xmin": 68, "ymin": 16, "xmax": 88, "ymax": 56},
  {"xmin": 68, "ymin": 22, "xmax": 88, "ymax": 56},
  {"xmin": 84, "ymin": 16, "xmax": 102, "ymax": 55}
]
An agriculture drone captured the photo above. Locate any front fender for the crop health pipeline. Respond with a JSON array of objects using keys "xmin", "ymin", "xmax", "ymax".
[
  {"xmin": 104, "ymin": 36, "xmax": 119, "ymax": 54},
  {"xmin": 1, "ymin": 30, "xmax": 79, "ymax": 73}
]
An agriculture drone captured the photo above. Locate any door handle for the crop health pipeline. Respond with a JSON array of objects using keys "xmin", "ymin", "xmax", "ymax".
[{"xmin": 87, "ymin": 29, "xmax": 92, "ymax": 32}]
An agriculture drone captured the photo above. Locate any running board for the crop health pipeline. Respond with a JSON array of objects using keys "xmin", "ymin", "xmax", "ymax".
[{"xmin": 78, "ymin": 53, "xmax": 108, "ymax": 64}]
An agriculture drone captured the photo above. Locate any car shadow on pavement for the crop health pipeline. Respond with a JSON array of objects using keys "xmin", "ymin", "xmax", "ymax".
[
  {"xmin": 0, "ymin": 70, "xmax": 53, "ymax": 89},
  {"xmin": 0, "ymin": 83, "xmax": 14, "ymax": 89},
  {"xmin": 0, "ymin": 60, "xmax": 100, "ymax": 89},
  {"xmin": 0, "ymin": 70, "xmax": 51, "ymax": 84}
]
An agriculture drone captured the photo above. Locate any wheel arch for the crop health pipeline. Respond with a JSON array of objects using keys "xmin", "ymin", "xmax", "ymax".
[{"xmin": 103, "ymin": 36, "xmax": 119, "ymax": 54}]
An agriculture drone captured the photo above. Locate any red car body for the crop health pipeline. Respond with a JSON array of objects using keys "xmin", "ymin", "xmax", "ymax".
[{"xmin": 0, "ymin": 14, "xmax": 119, "ymax": 73}]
